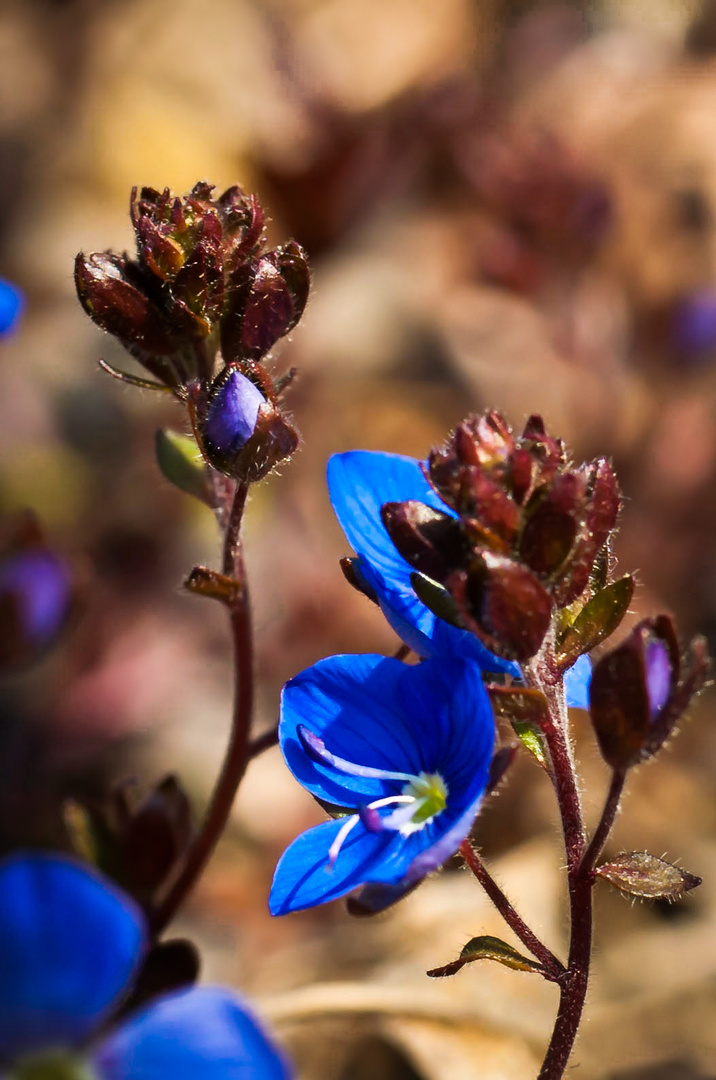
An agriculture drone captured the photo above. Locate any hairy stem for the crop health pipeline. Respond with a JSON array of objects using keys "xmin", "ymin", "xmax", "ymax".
[
  {"xmin": 579, "ymin": 769, "xmax": 626, "ymax": 880},
  {"xmin": 151, "ymin": 482, "xmax": 253, "ymax": 933},
  {"xmin": 460, "ymin": 840, "xmax": 565, "ymax": 980},
  {"xmin": 524, "ymin": 651, "xmax": 591, "ymax": 1080}
]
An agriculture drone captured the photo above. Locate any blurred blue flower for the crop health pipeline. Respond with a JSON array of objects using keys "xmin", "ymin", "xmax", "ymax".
[
  {"xmin": 0, "ymin": 548, "xmax": 73, "ymax": 667},
  {"xmin": 270, "ymin": 654, "xmax": 495, "ymax": 915},
  {"xmin": 0, "ymin": 278, "xmax": 23, "ymax": 336},
  {"xmin": 0, "ymin": 853, "xmax": 290, "ymax": 1079},
  {"xmin": 673, "ymin": 287, "xmax": 716, "ymax": 357},
  {"xmin": 327, "ymin": 450, "xmax": 591, "ymax": 708}
]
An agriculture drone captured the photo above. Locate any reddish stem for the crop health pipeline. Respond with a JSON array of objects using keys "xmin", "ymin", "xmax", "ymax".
[
  {"xmin": 460, "ymin": 840, "xmax": 565, "ymax": 981},
  {"xmin": 579, "ymin": 769, "xmax": 626, "ymax": 880},
  {"xmin": 524, "ymin": 656, "xmax": 592, "ymax": 1080},
  {"xmin": 248, "ymin": 724, "xmax": 280, "ymax": 759},
  {"xmin": 151, "ymin": 482, "xmax": 253, "ymax": 933}
]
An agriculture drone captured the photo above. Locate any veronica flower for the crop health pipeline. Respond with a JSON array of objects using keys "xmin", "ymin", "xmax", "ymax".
[
  {"xmin": 0, "ymin": 853, "xmax": 290, "ymax": 1080},
  {"xmin": 270, "ymin": 654, "xmax": 494, "ymax": 915},
  {"xmin": 327, "ymin": 450, "xmax": 591, "ymax": 708}
]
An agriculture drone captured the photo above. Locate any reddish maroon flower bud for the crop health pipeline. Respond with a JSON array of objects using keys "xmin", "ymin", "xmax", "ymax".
[
  {"xmin": 222, "ymin": 243, "xmax": 311, "ymax": 365},
  {"xmin": 381, "ymin": 501, "xmax": 464, "ymax": 582},
  {"xmin": 74, "ymin": 252, "xmax": 182, "ymax": 361},
  {"xmin": 449, "ymin": 553, "xmax": 553, "ymax": 661},
  {"xmin": 217, "ymin": 186, "xmax": 266, "ymax": 266},
  {"xmin": 121, "ymin": 775, "xmax": 194, "ymax": 894},
  {"xmin": 169, "ymin": 237, "xmax": 225, "ymax": 337},
  {"xmin": 589, "ymin": 615, "xmax": 709, "ymax": 769},
  {"xmin": 552, "ymin": 459, "xmax": 620, "ymax": 607},
  {"xmin": 519, "ymin": 471, "xmax": 587, "ymax": 577},
  {"xmin": 67, "ymin": 775, "xmax": 193, "ymax": 908}
]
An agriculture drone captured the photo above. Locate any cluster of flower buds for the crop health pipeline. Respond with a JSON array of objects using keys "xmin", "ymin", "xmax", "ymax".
[
  {"xmin": 589, "ymin": 614, "xmax": 708, "ymax": 770},
  {"xmin": 75, "ymin": 182, "xmax": 309, "ymax": 483},
  {"xmin": 382, "ymin": 412, "xmax": 621, "ymax": 663}
]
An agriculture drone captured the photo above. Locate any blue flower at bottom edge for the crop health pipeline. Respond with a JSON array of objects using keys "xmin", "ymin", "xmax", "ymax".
[
  {"xmin": 327, "ymin": 450, "xmax": 591, "ymax": 710},
  {"xmin": 0, "ymin": 853, "xmax": 289, "ymax": 1080},
  {"xmin": 270, "ymin": 654, "xmax": 495, "ymax": 916}
]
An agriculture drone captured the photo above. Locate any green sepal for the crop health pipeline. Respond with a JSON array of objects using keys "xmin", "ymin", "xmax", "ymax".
[
  {"xmin": 411, "ymin": 571, "xmax": 463, "ymax": 628},
  {"xmin": 427, "ymin": 935, "xmax": 547, "ymax": 978},
  {"xmin": 155, "ymin": 429, "xmax": 216, "ymax": 507},
  {"xmin": 487, "ymin": 685, "xmax": 549, "ymax": 767},
  {"xmin": 512, "ymin": 720, "xmax": 548, "ymax": 767},
  {"xmin": 557, "ymin": 575, "xmax": 634, "ymax": 668}
]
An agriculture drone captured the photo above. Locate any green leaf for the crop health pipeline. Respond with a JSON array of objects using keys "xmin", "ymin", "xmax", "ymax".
[
  {"xmin": 155, "ymin": 429, "xmax": 216, "ymax": 507},
  {"xmin": 411, "ymin": 572, "xmax": 464, "ymax": 628},
  {"xmin": 596, "ymin": 852, "xmax": 702, "ymax": 901},
  {"xmin": 512, "ymin": 720, "xmax": 548, "ymax": 767},
  {"xmin": 557, "ymin": 575, "xmax": 634, "ymax": 667},
  {"xmin": 427, "ymin": 935, "xmax": 546, "ymax": 978}
]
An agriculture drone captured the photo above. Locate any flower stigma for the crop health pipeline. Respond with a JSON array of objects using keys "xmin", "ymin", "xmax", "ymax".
[
  {"xmin": 296, "ymin": 726, "xmax": 449, "ymax": 866},
  {"xmin": 11, "ymin": 1052, "xmax": 96, "ymax": 1080}
]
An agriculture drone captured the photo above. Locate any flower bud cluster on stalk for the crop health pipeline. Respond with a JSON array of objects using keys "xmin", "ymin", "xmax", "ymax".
[
  {"xmin": 75, "ymin": 182, "xmax": 309, "ymax": 484},
  {"xmin": 58, "ymin": 180, "xmax": 712, "ymax": 1080},
  {"xmin": 381, "ymin": 411, "xmax": 621, "ymax": 664}
]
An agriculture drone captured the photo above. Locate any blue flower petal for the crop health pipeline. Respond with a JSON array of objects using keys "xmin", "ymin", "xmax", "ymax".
[
  {"xmin": 0, "ymin": 854, "xmax": 144, "ymax": 1060},
  {"xmin": 357, "ymin": 558, "xmax": 520, "ymax": 675},
  {"xmin": 328, "ymin": 451, "xmax": 448, "ymax": 580},
  {"xmin": 328, "ymin": 451, "xmax": 518, "ymax": 675},
  {"xmin": 0, "ymin": 278, "xmax": 23, "ymax": 336},
  {"xmin": 269, "ymin": 818, "xmax": 405, "ymax": 915},
  {"xmin": 274, "ymin": 656, "xmax": 495, "ymax": 913},
  {"xmin": 280, "ymin": 655, "xmax": 494, "ymax": 807},
  {"xmin": 95, "ymin": 987, "xmax": 290, "ymax": 1080},
  {"xmin": 564, "ymin": 653, "xmax": 591, "ymax": 710}
]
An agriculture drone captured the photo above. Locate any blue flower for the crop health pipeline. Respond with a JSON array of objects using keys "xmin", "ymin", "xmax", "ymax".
[
  {"xmin": 270, "ymin": 654, "xmax": 495, "ymax": 915},
  {"xmin": 0, "ymin": 548, "xmax": 73, "ymax": 667},
  {"xmin": 0, "ymin": 278, "xmax": 23, "ymax": 336},
  {"xmin": 327, "ymin": 450, "xmax": 591, "ymax": 708},
  {"xmin": 0, "ymin": 853, "xmax": 290, "ymax": 1079}
]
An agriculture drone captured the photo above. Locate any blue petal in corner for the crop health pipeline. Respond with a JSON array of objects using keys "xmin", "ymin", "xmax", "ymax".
[
  {"xmin": 564, "ymin": 653, "xmax": 591, "ymax": 710},
  {"xmin": 95, "ymin": 987, "xmax": 291, "ymax": 1080},
  {"xmin": 0, "ymin": 854, "xmax": 144, "ymax": 1060},
  {"xmin": 269, "ymin": 818, "xmax": 405, "ymax": 915}
]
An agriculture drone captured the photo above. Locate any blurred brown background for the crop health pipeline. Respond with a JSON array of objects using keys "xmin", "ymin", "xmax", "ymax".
[{"xmin": 2, "ymin": 1, "xmax": 716, "ymax": 1077}]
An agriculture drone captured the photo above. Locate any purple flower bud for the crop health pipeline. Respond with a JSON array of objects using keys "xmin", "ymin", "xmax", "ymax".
[
  {"xmin": 203, "ymin": 369, "xmax": 265, "ymax": 457},
  {"xmin": 201, "ymin": 366, "xmax": 300, "ymax": 483},
  {"xmin": 589, "ymin": 616, "xmax": 708, "ymax": 770},
  {"xmin": 0, "ymin": 548, "xmax": 72, "ymax": 668},
  {"xmin": 645, "ymin": 638, "xmax": 672, "ymax": 718}
]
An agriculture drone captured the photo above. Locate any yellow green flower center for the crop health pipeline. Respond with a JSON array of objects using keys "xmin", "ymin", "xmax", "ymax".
[
  {"xmin": 400, "ymin": 772, "xmax": 448, "ymax": 830},
  {"xmin": 11, "ymin": 1052, "xmax": 96, "ymax": 1080}
]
